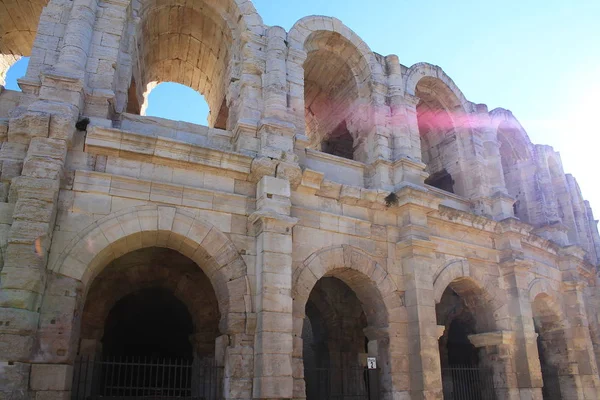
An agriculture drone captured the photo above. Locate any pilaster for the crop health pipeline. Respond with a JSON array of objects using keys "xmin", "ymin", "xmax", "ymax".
[
  {"xmin": 496, "ymin": 219, "xmax": 544, "ymax": 399},
  {"xmin": 394, "ymin": 185, "xmax": 442, "ymax": 400},
  {"xmin": 250, "ymin": 176, "xmax": 298, "ymax": 399}
]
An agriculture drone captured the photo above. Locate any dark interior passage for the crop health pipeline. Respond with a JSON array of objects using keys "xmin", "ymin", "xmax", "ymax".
[
  {"xmin": 302, "ymin": 277, "xmax": 372, "ymax": 400},
  {"xmin": 102, "ymin": 287, "xmax": 194, "ymax": 360}
]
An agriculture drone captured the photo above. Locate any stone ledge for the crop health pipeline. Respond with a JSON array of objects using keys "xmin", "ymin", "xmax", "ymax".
[
  {"xmin": 468, "ymin": 331, "xmax": 516, "ymax": 348},
  {"xmin": 85, "ymin": 125, "xmax": 253, "ymax": 177}
]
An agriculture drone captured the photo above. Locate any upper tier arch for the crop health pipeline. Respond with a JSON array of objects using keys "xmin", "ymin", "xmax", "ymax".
[{"xmin": 405, "ymin": 62, "xmax": 471, "ymax": 113}]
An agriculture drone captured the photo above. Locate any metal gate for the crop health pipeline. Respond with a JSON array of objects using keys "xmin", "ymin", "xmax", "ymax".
[
  {"xmin": 305, "ymin": 366, "xmax": 380, "ymax": 400},
  {"xmin": 71, "ymin": 356, "xmax": 223, "ymax": 400},
  {"xmin": 441, "ymin": 366, "xmax": 496, "ymax": 400}
]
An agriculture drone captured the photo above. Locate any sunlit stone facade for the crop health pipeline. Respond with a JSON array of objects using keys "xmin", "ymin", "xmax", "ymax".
[{"xmin": 1, "ymin": 1, "xmax": 600, "ymax": 399}]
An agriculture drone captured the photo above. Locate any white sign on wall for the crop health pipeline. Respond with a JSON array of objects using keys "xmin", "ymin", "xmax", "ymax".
[{"xmin": 367, "ymin": 357, "xmax": 377, "ymax": 369}]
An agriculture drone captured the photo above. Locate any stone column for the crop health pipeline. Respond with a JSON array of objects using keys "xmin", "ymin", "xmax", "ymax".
[
  {"xmin": 232, "ymin": 31, "xmax": 266, "ymax": 156},
  {"xmin": 392, "ymin": 92, "xmax": 422, "ymax": 161},
  {"xmin": 395, "ymin": 186, "xmax": 442, "ymax": 400},
  {"xmin": 250, "ymin": 176, "xmax": 298, "ymax": 399},
  {"xmin": 496, "ymin": 219, "xmax": 544, "ymax": 399},
  {"xmin": 472, "ymin": 104, "xmax": 516, "ymax": 220},
  {"xmin": 561, "ymin": 277, "xmax": 600, "ymax": 398},
  {"xmin": 258, "ymin": 27, "xmax": 296, "ymax": 160},
  {"xmin": 469, "ymin": 331, "xmax": 520, "ymax": 400},
  {"xmin": 0, "ymin": 2, "xmax": 97, "ymax": 398}
]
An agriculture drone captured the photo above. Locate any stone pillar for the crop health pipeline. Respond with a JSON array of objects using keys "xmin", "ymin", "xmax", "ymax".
[
  {"xmin": 0, "ymin": 2, "xmax": 96, "ymax": 398},
  {"xmin": 232, "ymin": 31, "xmax": 266, "ymax": 156},
  {"xmin": 561, "ymin": 280, "xmax": 600, "ymax": 399},
  {"xmin": 395, "ymin": 186, "xmax": 442, "ymax": 400},
  {"xmin": 393, "ymin": 93, "xmax": 422, "ymax": 161},
  {"xmin": 496, "ymin": 219, "xmax": 544, "ymax": 399},
  {"xmin": 250, "ymin": 176, "xmax": 298, "ymax": 399},
  {"xmin": 473, "ymin": 104, "xmax": 517, "ymax": 220},
  {"xmin": 469, "ymin": 331, "xmax": 520, "ymax": 400},
  {"xmin": 258, "ymin": 27, "xmax": 296, "ymax": 160},
  {"xmin": 53, "ymin": 0, "xmax": 98, "ymax": 77}
]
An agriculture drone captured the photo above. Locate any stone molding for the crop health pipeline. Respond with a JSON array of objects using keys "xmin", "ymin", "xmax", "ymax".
[{"xmin": 468, "ymin": 331, "xmax": 516, "ymax": 348}]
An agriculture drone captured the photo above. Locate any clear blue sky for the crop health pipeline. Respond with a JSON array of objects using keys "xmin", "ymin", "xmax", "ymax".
[{"xmin": 5, "ymin": 0, "xmax": 600, "ymax": 216}]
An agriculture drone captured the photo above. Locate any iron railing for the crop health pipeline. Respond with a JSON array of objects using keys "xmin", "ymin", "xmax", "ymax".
[
  {"xmin": 304, "ymin": 366, "xmax": 379, "ymax": 400},
  {"xmin": 71, "ymin": 356, "xmax": 223, "ymax": 400},
  {"xmin": 441, "ymin": 366, "xmax": 496, "ymax": 400}
]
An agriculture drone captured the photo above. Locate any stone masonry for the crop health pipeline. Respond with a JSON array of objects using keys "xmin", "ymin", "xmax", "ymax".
[{"xmin": 1, "ymin": 1, "xmax": 600, "ymax": 400}]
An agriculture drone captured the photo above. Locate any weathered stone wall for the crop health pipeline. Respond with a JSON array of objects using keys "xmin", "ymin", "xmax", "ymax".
[{"xmin": 0, "ymin": 1, "xmax": 600, "ymax": 400}]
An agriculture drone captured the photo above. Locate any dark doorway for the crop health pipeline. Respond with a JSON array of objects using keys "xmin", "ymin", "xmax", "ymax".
[
  {"xmin": 437, "ymin": 286, "xmax": 496, "ymax": 400},
  {"xmin": 102, "ymin": 287, "xmax": 194, "ymax": 360},
  {"xmin": 302, "ymin": 277, "xmax": 379, "ymax": 400},
  {"xmin": 322, "ymin": 120, "xmax": 355, "ymax": 160}
]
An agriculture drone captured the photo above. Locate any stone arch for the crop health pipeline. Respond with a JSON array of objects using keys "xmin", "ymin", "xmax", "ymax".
[
  {"xmin": 288, "ymin": 16, "xmax": 384, "ymax": 82},
  {"xmin": 490, "ymin": 108, "xmax": 535, "ymax": 221},
  {"xmin": 406, "ymin": 63, "xmax": 476, "ymax": 196},
  {"xmin": 79, "ymin": 248, "xmax": 221, "ymax": 358},
  {"xmin": 433, "ymin": 259, "xmax": 506, "ymax": 332},
  {"xmin": 48, "ymin": 205, "xmax": 251, "ymax": 334},
  {"xmin": 292, "ymin": 245, "xmax": 405, "ymax": 399},
  {"xmin": 293, "ymin": 245, "xmax": 402, "ymax": 327},
  {"xmin": 528, "ymin": 279, "xmax": 566, "ymax": 326},
  {"xmin": 287, "ymin": 16, "xmax": 385, "ymax": 161},
  {"xmin": 490, "ymin": 108, "xmax": 533, "ymax": 162},
  {"xmin": 405, "ymin": 62, "xmax": 470, "ymax": 112},
  {"xmin": 110, "ymin": 0, "xmax": 264, "ymax": 126}
]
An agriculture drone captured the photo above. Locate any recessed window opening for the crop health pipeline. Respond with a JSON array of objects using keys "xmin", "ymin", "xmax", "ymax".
[
  {"xmin": 141, "ymin": 82, "xmax": 210, "ymax": 126},
  {"xmin": 127, "ymin": 0, "xmax": 234, "ymax": 129},
  {"xmin": 303, "ymin": 32, "xmax": 365, "ymax": 161}
]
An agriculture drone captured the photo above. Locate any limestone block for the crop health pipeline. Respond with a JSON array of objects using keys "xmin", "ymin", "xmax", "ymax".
[
  {"xmin": 257, "ymin": 175, "xmax": 290, "ymax": 198},
  {"xmin": 0, "ymin": 267, "xmax": 45, "ymax": 294},
  {"xmin": 72, "ymin": 192, "xmax": 111, "ymax": 215},
  {"xmin": 0, "ymin": 333, "xmax": 35, "ymax": 360},
  {"xmin": 8, "ymin": 112, "xmax": 50, "ymax": 144},
  {"xmin": 30, "ymin": 364, "xmax": 72, "ymax": 391},
  {"xmin": 0, "ymin": 362, "xmax": 30, "ymax": 399},
  {"xmin": 0, "ymin": 203, "xmax": 14, "ymax": 224}
]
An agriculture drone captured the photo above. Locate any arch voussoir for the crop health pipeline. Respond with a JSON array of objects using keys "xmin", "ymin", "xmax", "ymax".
[{"xmin": 50, "ymin": 205, "xmax": 250, "ymax": 335}]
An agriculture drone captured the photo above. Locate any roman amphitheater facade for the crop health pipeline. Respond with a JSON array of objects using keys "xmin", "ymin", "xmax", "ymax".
[{"xmin": 1, "ymin": 1, "xmax": 600, "ymax": 400}]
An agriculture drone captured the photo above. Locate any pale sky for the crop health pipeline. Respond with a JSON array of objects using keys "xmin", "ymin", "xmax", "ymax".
[{"xmin": 5, "ymin": 0, "xmax": 600, "ymax": 217}]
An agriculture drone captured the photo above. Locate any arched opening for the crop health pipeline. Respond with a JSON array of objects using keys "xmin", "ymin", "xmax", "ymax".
[
  {"xmin": 532, "ymin": 294, "xmax": 570, "ymax": 400},
  {"xmin": 141, "ymin": 82, "xmax": 211, "ymax": 125},
  {"xmin": 128, "ymin": 0, "xmax": 234, "ymax": 129},
  {"xmin": 416, "ymin": 77, "xmax": 464, "ymax": 195},
  {"xmin": 302, "ymin": 277, "xmax": 374, "ymax": 400},
  {"xmin": 436, "ymin": 279, "xmax": 497, "ymax": 399},
  {"xmin": 0, "ymin": 0, "xmax": 44, "ymax": 86},
  {"xmin": 1, "ymin": 56, "xmax": 28, "ymax": 89},
  {"xmin": 73, "ymin": 248, "xmax": 222, "ymax": 399},
  {"xmin": 497, "ymin": 122, "xmax": 532, "ymax": 221},
  {"xmin": 303, "ymin": 32, "xmax": 368, "ymax": 161}
]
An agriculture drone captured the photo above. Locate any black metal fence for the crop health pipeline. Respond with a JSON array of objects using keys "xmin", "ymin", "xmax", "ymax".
[
  {"xmin": 441, "ymin": 366, "xmax": 496, "ymax": 400},
  {"xmin": 305, "ymin": 366, "xmax": 380, "ymax": 400},
  {"xmin": 71, "ymin": 356, "xmax": 223, "ymax": 400}
]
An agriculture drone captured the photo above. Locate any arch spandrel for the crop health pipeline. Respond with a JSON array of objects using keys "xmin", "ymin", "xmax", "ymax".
[{"xmin": 49, "ymin": 205, "xmax": 251, "ymax": 334}]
